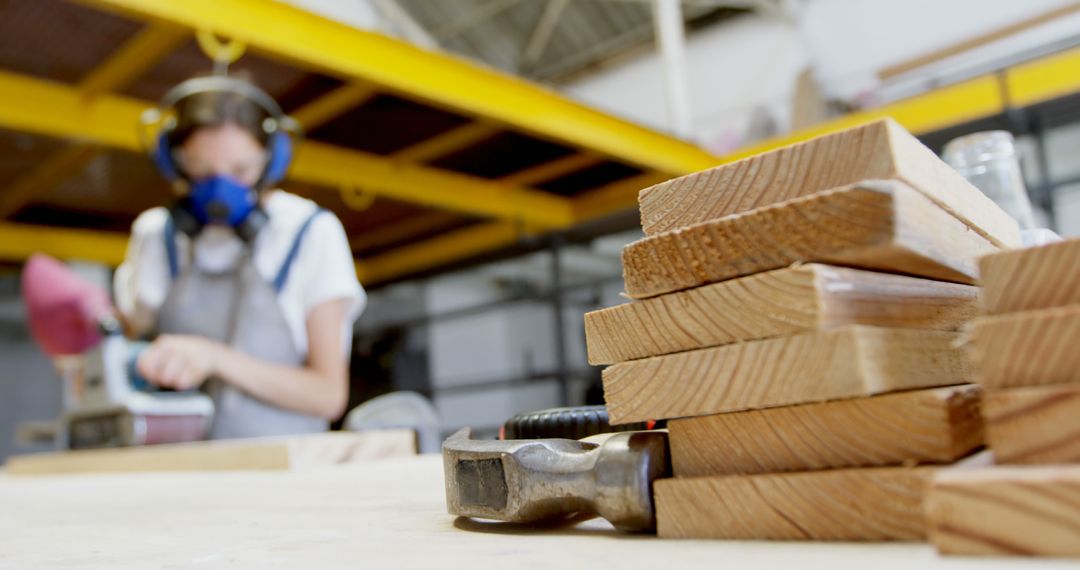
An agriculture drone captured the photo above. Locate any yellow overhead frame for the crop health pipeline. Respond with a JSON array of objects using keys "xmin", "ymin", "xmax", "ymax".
[
  {"xmin": 0, "ymin": 223, "xmax": 129, "ymax": 266},
  {"xmin": 575, "ymin": 46, "xmax": 1080, "ymax": 223},
  {"xmin": 0, "ymin": 22, "xmax": 190, "ymax": 222},
  {"xmin": 725, "ymin": 46, "xmax": 1080, "ymax": 163},
  {"xmin": 5, "ymin": 0, "xmax": 1080, "ymax": 284},
  {"xmin": 79, "ymin": 21, "xmax": 190, "ymax": 98},
  {"xmin": 0, "ymin": 69, "xmax": 575, "ymax": 228},
  {"xmin": 80, "ymin": 0, "xmax": 720, "ymax": 176}
]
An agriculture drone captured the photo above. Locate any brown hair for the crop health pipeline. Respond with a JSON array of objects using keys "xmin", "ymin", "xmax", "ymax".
[{"xmin": 167, "ymin": 75, "xmax": 271, "ymax": 149}]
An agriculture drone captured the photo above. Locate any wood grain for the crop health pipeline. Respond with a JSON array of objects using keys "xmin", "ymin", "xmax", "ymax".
[
  {"xmin": 926, "ymin": 465, "xmax": 1080, "ymax": 557},
  {"xmin": 585, "ymin": 264, "xmax": 976, "ymax": 365},
  {"xmin": 637, "ymin": 119, "xmax": 1020, "ymax": 248},
  {"xmin": 656, "ymin": 466, "xmax": 937, "ymax": 541},
  {"xmin": 978, "ymin": 238, "xmax": 1080, "ymax": 315},
  {"xmin": 622, "ymin": 180, "xmax": 999, "ymax": 299},
  {"xmin": 602, "ymin": 326, "xmax": 970, "ymax": 425},
  {"xmin": 4, "ymin": 430, "xmax": 416, "ymax": 476},
  {"xmin": 984, "ymin": 383, "xmax": 1080, "ymax": 465},
  {"xmin": 968, "ymin": 305, "xmax": 1080, "ymax": 390},
  {"xmin": 0, "ymin": 454, "xmax": 1017, "ymax": 569},
  {"xmin": 669, "ymin": 385, "xmax": 984, "ymax": 477}
]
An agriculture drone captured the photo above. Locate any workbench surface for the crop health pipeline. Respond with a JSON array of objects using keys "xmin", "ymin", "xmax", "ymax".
[{"xmin": 0, "ymin": 455, "xmax": 1071, "ymax": 569}]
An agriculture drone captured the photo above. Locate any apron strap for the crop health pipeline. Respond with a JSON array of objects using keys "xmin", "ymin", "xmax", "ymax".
[
  {"xmin": 272, "ymin": 208, "xmax": 324, "ymax": 294},
  {"xmin": 163, "ymin": 213, "xmax": 180, "ymax": 281}
]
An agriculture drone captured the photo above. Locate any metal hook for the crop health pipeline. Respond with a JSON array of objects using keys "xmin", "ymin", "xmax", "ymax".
[{"xmin": 196, "ymin": 30, "xmax": 247, "ymax": 75}]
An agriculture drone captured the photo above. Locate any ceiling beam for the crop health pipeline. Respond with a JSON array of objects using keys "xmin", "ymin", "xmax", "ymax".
[
  {"xmin": 498, "ymin": 153, "xmax": 605, "ymax": 188},
  {"xmin": 349, "ymin": 211, "xmax": 463, "ymax": 252},
  {"xmin": 291, "ymin": 82, "xmax": 380, "ymax": 131},
  {"xmin": 0, "ymin": 69, "xmax": 575, "ymax": 228},
  {"xmin": 0, "ymin": 21, "xmax": 188, "ymax": 220},
  {"xmin": 572, "ymin": 171, "xmax": 670, "ymax": 221},
  {"xmin": 0, "ymin": 222, "xmax": 129, "ymax": 266},
  {"xmin": 0, "ymin": 145, "xmax": 101, "ymax": 219},
  {"xmin": 358, "ymin": 220, "xmax": 532, "ymax": 285},
  {"xmin": 431, "ymin": 0, "xmax": 523, "ymax": 41},
  {"xmin": 390, "ymin": 122, "xmax": 500, "ymax": 163},
  {"xmin": 78, "ymin": 21, "xmax": 189, "ymax": 98},
  {"xmin": 80, "ymin": 0, "xmax": 721, "ymax": 175},
  {"xmin": 371, "ymin": 0, "xmax": 439, "ymax": 50},
  {"xmin": 520, "ymin": 0, "xmax": 570, "ymax": 71}
]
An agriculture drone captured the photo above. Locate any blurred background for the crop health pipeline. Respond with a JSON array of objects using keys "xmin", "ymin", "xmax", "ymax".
[{"xmin": 2, "ymin": 0, "xmax": 1079, "ymax": 459}]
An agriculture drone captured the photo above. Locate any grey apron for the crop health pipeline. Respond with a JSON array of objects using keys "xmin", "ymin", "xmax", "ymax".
[{"xmin": 155, "ymin": 211, "xmax": 327, "ymax": 439}]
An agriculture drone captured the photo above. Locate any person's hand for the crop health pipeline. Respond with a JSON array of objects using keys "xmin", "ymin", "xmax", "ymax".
[{"xmin": 137, "ymin": 335, "xmax": 223, "ymax": 391}]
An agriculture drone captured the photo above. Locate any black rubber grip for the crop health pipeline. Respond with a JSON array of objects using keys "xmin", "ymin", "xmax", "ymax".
[{"xmin": 501, "ymin": 405, "xmax": 662, "ymax": 440}]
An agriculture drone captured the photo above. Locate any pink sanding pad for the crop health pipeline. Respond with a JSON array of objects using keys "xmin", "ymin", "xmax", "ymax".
[{"xmin": 22, "ymin": 254, "xmax": 112, "ymax": 356}]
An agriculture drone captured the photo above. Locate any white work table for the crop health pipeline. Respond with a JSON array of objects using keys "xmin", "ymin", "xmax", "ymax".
[{"xmin": 0, "ymin": 455, "xmax": 1071, "ymax": 569}]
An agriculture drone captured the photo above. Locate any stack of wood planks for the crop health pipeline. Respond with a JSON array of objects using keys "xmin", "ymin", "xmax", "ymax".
[
  {"xmin": 584, "ymin": 118, "xmax": 1024, "ymax": 542},
  {"xmin": 925, "ymin": 238, "xmax": 1080, "ymax": 557}
]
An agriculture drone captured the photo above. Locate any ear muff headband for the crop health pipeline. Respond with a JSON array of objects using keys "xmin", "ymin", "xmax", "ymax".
[{"xmin": 147, "ymin": 76, "xmax": 299, "ymax": 188}]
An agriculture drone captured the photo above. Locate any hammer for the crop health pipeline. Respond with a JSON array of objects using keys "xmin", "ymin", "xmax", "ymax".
[{"xmin": 442, "ymin": 427, "xmax": 670, "ymax": 532}]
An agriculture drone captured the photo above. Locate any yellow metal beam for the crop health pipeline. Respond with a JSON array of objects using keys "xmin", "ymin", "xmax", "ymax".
[
  {"xmin": 80, "ymin": 0, "xmax": 721, "ymax": 175},
  {"xmin": 721, "ymin": 75, "xmax": 1005, "ymax": 166},
  {"xmin": 0, "ymin": 145, "xmax": 101, "ymax": 219},
  {"xmin": 4, "ymin": 22, "xmax": 189, "ymax": 220},
  {"xmin": 1005, "ymin": 46, "xmax": 1080, "ymax": 108},
  {"xmin": 391, "ymin": 122, "xmax": 500, "ymax": 163},
  {"xmin": 573, "ymin": 172, "xmax": 672, "ymax": 221},
  {"xmin": 292, "ymin": 141, "xmax": 573, "ymax": 226},
  {"xmin": 291, "ymin": 82, "xmax": 380, "ymax": 131},
  {"xmin": 0, "ymin": 69, "xmax": 575, "ymax": 228},
  {"xmin": 79, "ymin": 21, "xmax": 189, "ymax": 98},
  {"xmin": 564, "ymin": 75, "xmax": 1006, "ymax": 225},
  {"xmin": 0, "ymin": 223, "xmax": 129, "ymax": 266},
  {"xmin": 566, "ymin": 47, "xmax": 1080, "ymax": 232},
  {"xmin": 500, "ymin": 153, "xmax": 605, "ymax": 188},
  {"xmin": 357, "ymin": 221, "xmax": 533, "ymax": 285},
  {"xmin": 349, "ymin": 211, "xmax": 462, "ymax": 252}
]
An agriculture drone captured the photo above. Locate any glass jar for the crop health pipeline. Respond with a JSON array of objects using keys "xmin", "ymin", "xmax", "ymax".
[{"xmin": 943, "ymin": 130, "xmax": 1037, "ymax": 230}]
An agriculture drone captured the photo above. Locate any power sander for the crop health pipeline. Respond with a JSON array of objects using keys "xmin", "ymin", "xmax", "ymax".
[{"xmin": 22, "ymin": 254, "xmax": 214, "ymax": 450}]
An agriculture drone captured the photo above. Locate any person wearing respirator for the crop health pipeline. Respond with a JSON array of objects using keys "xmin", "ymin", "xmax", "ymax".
[{"xmin": 114, "ymin": 76, "xmax": 365, "ymax": 439}]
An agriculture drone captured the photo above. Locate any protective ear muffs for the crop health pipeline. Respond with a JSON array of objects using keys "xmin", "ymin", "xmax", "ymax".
[
  {"xmin": 154, "ymin": 129, "xmax": 181, "ymax": 182},
  {"xmin": 261, "ymin": 129, "xmax": 293, "ymax": 188},
  {"xmin": 142, "ymin": 76, "xmax": 299, "ymax": 241}
]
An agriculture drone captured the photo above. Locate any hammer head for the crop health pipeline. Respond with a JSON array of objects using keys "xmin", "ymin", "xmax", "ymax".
[{"xmin": 442, "ymin": 428, "xmax": 669, "ymax": 532}]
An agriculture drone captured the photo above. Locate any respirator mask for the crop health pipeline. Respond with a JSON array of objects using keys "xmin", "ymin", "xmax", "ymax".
[{"xmin": 141, "ymin": 76, "xmax": 299, "ymax": 242}]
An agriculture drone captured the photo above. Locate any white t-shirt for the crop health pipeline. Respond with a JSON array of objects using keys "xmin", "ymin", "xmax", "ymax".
[{"xmin": 114, "ymin": 191, "xmax": 366, "ymax": 357}]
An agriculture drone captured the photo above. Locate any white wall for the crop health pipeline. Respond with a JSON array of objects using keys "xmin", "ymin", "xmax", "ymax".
[
  {"xmin": 799, "ymin": 0, "xmax": 1076, "ymax": 100},
  {"xmin": 563, "ymin": 0, "xmax": 1078, "ymax": 152},
  {"xmin": 563, "ymin": 13, "xmax": 805, "ymax": 154},
  {"xmin": 424, "ymin": 272, "xmax": 563, "ymax": 432}
]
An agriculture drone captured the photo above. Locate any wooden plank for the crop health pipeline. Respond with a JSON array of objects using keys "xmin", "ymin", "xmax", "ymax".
[
  {"xmin": 3, "ymin": 430, "xmax": 416, "ymax": 476},
  {"xmin": 669, "ymin": 385, "xmax": 984, "ymax": 477},
  {"xmin": 984, "ymin": 383, "xmax": 1080, "ymax": 465},
  {"xmin": 636, "ymin": 118, "xmax": 1020, "ymax": 248},
  {"xmin": 968, "ymin": 305, "xmax": 1080, "ymax": 390},
  {"xmin": 621, "ymin": 180, "xmax": 998, "ymax": 299},
  {"xmin": 926, "ymin": 465, "xmax": 1080, "ymax": 557},
  {"xmin": 656, "ymin": 466, "xmax": 938, "ymax": 541},
  {"xmin": 585, "ymin": 264, "xmax": 976, "ymax": 365},
  {"xmin": 978, "ymin": 238, "xmax": 1080, "ymax": 315},
  {"xmin": 0, "ymin": 455, "xmax": 1020, "ymax": 569},
  {"xmin": 602, "ymin": 326, "xmax": 969, "ymax": 425}
]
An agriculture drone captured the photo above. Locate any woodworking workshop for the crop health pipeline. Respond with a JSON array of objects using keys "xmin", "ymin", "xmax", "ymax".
[{"xmin": 2, "ymin": 0, "xmax": 1080, "ymax": 567}]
